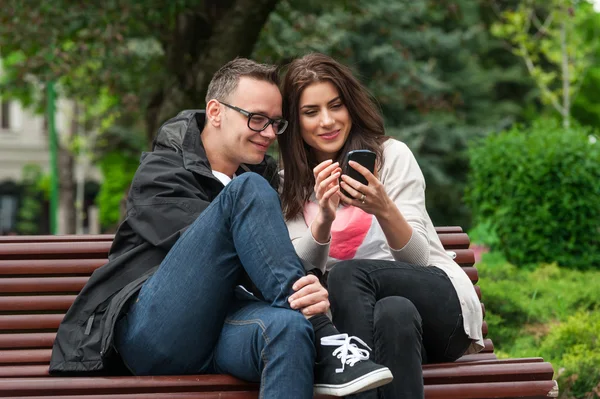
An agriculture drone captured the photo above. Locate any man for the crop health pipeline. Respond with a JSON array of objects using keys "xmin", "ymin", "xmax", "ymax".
[{"xmin": 50, "ymin": 58, "xmax": 392, "ymax": 398}]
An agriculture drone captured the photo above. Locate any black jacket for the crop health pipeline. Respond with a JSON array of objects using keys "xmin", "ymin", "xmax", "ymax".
[{"xmin": 49, "ymin": 110, "xmax": 280, "ymax": 374}]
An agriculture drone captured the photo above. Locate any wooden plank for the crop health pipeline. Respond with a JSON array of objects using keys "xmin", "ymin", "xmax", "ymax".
[
  {"xmin": 9, "ymin": 394, "xmax": 262, "ymax": 399},
  {"xmin": 0, "ymin": 242, "xmax": 110, "ymax": 260},
  {"xmin": 0, "ymin": 349, "xmax": 50, "ymax": 364},
  {"xmin": 0, "ymin": 375, "xmax": 259, "ymax": 396},
  {"xmin": 453, "ymin": 249, "xmax": 475, "ymax": 267},
  {"xmin": 0, "ymin": 277, "xmax": 88, "ymax": 293},
  {"xmin": 0, "ymin": 375, "xmax": 558, "ymax": 397},
  {"xmin": 0, "ymin": 333, "xmax": 56, "ymax": 349},
  {"xmin": 0, "ymin": 235, "xmax": 114, "ymax": 244},
  {"xmin": 423, "ymin": 362, "xmax": 554, "ymax": 384},
  {"xmin": 424, "ymin": 380, "xmax": 558, "ymax": 399},
  {"xmin": 0, "ymin": 259, "xmax": 106, "ymax": 275},
  {"xmin": 0, "ymin": 314, "xmax": 63, "ymax": 330},
  {"xmin": 434, "ymin": 227, "xmax": 464, "ymax": 234},
  {"xmin": 0, "ymin": 295, "xmax": 76, "ymax": 311},
  {"xmin": 0, "ymin": 360, "xmax": 554, "ymax": 386},
  {"xmin": 438, "ymin": 233, "xmax": 470, "ymax": 249}
]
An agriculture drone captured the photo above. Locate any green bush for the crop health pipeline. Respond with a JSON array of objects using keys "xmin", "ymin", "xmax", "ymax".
[
  {"xmin": 541, "ymin": 311, "xmax": 600, "ymax": 399},
  {"xmin": 96, "ymin": 152, "xmax": 139, "ymax": 230},
  {"xmin": 16, "ymin": 164, "xmax": 46, "ymax": 235},
  {"xmin": 465, "ymin": 119, "xmax": 600, "ymax": 269},
  {"xmin": 477, "ymin": 252, "xmax": 600, "ymax": 349},
  {"xmin": 476, "ymin": 252, "xmax": 600, "ymax": 397}
]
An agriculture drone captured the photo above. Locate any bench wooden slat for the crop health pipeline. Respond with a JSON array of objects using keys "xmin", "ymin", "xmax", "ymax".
[
  {"xmin": 0, "ymin": 235, "xmax": 114, "ymax": 244},
  {"xmin": 0, "ymin": 349, "xmax": 50, "ymax": 364},
  {"xmin": 0, "ymin": 242, "xmax": 110, "ymax": 260},
  {"xmin": 0, "ymin": 363, "xmax": 556, "ymax": 394},
  {"xmin": 434, "ymin": 227, "xmax": 463, "ymax": 234},
  {"xmin": 0, "ymin": 277, "xmax": 89, "ymax": 293},
  {"xmin": 0, "ymin": 259, "xmax": 106, "ymax": 275},
  {"xmin": 0, "ymin": 295, "xmax": 76, "ymax": 311},
  {"xmin": 0, "ymin": 359, "xmax": 553, "ymax": 387},
  {"xmin": 426, "ymin": 380, "xmax": 558, "ymax": 399},
  {"xmin": 0, "ymin": 333, "xmax": 56, "ymax": 349},
  {"xmin": 437, "ymin": 233, "xmax": 470, "ymax": 249},
  {"xmin": 5, "ymin": 394, "xmax": 261, "ymax": 399},
  {"xmin": 0, "ymin": 314, "xmax": 64, "ymax": 330}
]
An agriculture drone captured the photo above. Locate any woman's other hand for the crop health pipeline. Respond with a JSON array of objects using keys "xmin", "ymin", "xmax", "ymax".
[
  {"xmin": 288, "ymin": 274, "xmax": 330, "ymax": 316},
  {"xmin": 313, "ymin": 160, "xmax": 341, "ymax": 223}
]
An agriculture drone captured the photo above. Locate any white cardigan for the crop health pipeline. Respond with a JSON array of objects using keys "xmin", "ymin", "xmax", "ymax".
[{"xmin": 283, "ymin": 138, "xmax": 484, "ymax": 354}]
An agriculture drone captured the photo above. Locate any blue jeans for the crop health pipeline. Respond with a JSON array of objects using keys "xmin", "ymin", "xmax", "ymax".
[{"xmin": 114, "ymin": 173, "xmax": 315, "ymax": 399}]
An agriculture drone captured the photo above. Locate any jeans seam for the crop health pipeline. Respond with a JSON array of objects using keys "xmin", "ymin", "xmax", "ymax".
[{"xmin": 224, "ymin": 318, "xmax": 271, "ymax": 399}]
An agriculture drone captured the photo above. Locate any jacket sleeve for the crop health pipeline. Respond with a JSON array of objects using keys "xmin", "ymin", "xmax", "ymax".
[{"xmin": 124, "ymin": 151, "xmax": 212, "ymax": 248}]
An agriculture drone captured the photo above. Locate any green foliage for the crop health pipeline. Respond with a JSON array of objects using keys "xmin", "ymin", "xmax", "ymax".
[
  {"xmin": 491, "ymin": 0, "xmax": 600, "ymax": 127},
  {"xmin": 466, "ymin": 119, "xmax": 600, "ymax": 269},
  {"xmin": 16, "ymin": 165, "xmax": 46, "ymax": 235},
  {"xmin": 255, "ymin": 0, "xmax": 534, "ymax": 227},
  {"xmin": 539, "ymin": 311, "xmax": 600, "ymax": 398},
  {"xmin": 96, "ymin": 152, "xmax": 139, "ymax": 230},
  {"xmin": 477, "ymin": 252, "xmax": 600, "ymax": 397}
]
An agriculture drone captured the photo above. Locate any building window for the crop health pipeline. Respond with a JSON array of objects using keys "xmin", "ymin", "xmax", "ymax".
[
  {"xmin": 1, "ymin": 100, "xmax": 10, "ymax": 129},
  {"xmin": 0, "ymin": 195, "xmax": 18, "ymax": 235}
]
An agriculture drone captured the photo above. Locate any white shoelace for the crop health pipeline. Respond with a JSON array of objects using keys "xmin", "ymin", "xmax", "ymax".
[{"xmin": 320, "ymin": 333, "xmax": 372, "ymax": 373}]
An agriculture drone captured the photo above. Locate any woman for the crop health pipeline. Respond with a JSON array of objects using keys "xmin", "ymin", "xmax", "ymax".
[{"xmin": 279, "ymin": 53, "xmax": 484, "ymax": 398}]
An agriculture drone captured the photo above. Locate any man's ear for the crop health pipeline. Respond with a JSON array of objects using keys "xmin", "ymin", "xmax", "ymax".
[{"xmin": 206, "ymin": 99, "xmax": 222, "ymax": 127}]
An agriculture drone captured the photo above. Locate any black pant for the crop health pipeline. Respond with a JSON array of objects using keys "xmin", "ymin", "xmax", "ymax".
[{"xmin": 327, "ymin": 260, "xmax": 472, "ymax": 399}]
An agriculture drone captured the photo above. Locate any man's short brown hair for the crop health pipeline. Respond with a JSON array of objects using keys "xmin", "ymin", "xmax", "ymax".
[{"xmin": 205, "ymin": 58, "xmax": 280, "ymax": 103}]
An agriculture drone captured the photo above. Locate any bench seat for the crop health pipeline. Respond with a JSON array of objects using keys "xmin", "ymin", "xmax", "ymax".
[{"xmin": 0, "ymin": 228, "xmax": 558, "ymax": 398}]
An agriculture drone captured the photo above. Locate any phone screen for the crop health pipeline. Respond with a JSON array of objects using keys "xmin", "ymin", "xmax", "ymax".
[{"xmin": 341, "ymin": 150, "xmax": 376, "ymax": 196}]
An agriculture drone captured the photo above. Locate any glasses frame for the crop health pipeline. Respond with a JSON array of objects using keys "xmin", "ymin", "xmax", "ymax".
[{"xmin": 220, "ymin": 101, "xmax": 288, "ymax": 135}]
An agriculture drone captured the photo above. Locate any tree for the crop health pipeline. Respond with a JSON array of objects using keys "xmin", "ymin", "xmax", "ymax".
[
  {"xmin": 0, "ymin": 0, "xmax": 282, "ymax": 146},
  {"xmin": 1, "ymin": 0, "xmax": 282, "ymax": 231},
  {"xmin": 255, "ymin": 0, "xmax": 534, "ymax": 226},
  {"xmin": 490, "ymin": 0, "xmax": 599, "ymax": 128}
]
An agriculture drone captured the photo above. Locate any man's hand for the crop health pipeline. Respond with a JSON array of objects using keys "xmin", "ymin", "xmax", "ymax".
[{"xmin": 288, "ymin": 274, "xmax": 330, "ymax": 316}]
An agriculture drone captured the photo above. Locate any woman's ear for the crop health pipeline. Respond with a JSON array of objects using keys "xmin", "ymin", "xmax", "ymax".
[{"xmin": 206, "ymin": 99, "xmax": 222, "ymax": 127}]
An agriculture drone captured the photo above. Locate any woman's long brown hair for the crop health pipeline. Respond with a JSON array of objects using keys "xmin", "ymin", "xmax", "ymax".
[{"xmin": 279, "ymin": 53, "xmax": 388, "ymax": 221}]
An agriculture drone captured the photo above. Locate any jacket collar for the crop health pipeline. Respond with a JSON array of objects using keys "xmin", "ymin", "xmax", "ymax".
[{"xmin": 152, "ymin": 110, "xmax": 279, "ymax": 185}]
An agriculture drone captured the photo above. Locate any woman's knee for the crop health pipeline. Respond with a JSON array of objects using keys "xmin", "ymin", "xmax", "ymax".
[
  {"xmin": 374, "ymin": 296, "xmax": 422, "ymax": 334},
  {"xmin": 327, "ymin": 260, "xmax": 363, "ymax": 293}
]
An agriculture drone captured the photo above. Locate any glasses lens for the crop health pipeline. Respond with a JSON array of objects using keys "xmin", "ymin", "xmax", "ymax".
[
  {"xmin": 249, "ymin": 115, "xmax": 269, "ymax": 131},
  {"xmin": 275, "ymin": 120, "xmax": 288, "ymax": 135}
]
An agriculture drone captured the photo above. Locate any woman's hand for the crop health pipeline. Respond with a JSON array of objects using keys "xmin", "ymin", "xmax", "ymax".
[
  {"xmin": 313, "ymin": 160, "xmax": 342, "ymax": 223},
  {"xmin": 339, "ymin": 160, "xmax": 394, "ymax": 218},
  {"xmin": 288, "ymin": 274, "xmax": 330, "ymax": 316}
]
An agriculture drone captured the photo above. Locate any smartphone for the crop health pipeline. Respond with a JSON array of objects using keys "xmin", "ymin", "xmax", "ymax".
[{"xmin": 341, "ymin": 150, "xmax": 376, "ymax": 197}]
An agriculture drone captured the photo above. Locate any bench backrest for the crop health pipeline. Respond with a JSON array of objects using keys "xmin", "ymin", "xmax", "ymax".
[{"xmin": 0, "ymin": 227, "xmax": 489, "ymax": 377}]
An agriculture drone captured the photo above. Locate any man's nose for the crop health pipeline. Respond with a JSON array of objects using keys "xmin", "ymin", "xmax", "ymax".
[{"xmin": 261, "ymin": 123, "xmax": 277, "ymax": 139}]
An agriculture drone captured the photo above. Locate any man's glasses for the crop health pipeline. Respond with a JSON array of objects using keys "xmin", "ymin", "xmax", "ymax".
[{"xmin": 220, "ymin": 102, "xmax": 288, "ymax": 135}]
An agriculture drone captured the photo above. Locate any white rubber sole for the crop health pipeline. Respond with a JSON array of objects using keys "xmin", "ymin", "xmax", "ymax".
[{"xmin": 313, "ymin": 367, "xmax": 394, "ymax": 397}]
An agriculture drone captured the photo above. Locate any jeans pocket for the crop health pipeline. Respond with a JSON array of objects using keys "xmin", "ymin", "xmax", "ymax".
[{"xmin": 443, "ymin": 314, "xmax": 472, "ymax": 361}]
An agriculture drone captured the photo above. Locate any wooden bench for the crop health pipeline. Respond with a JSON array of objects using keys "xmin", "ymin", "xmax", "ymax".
[{"xmin": 0, "ymin": 228, "xmax": 559, "ymax": 398}]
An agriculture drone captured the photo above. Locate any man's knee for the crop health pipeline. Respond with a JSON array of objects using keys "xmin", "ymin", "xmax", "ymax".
[
  {"xmin": 265, "ymin": 309, "xmax": 314, "ymax": 347},
  {"xmin": 230, "ymin": 172, "xmax": 275, "ymax": 196},
  {"xmin": 374, "ymin": 296, "xmax": 422, "ymax": 334}
]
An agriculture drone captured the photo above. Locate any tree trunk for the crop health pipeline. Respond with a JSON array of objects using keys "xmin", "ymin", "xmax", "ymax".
[
  {"xmin": 144, "ymin": 0, "xmax": 281, "ymax": 147},
  {"xmin": 58, "ymin": 145, "xmax": 76, "ymax": 234},
  {"xmin": 560, "ymin": 19, "xmax": 570, "ymax": 129}
]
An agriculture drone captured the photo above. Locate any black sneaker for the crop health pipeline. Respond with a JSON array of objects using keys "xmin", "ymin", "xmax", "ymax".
[{"xmin": 313, "ymin": 333, "xmax": 393, "ymax": 397}]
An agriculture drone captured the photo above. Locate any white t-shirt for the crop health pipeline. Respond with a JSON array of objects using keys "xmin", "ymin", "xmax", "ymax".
[{"xmin": 212, "ymin": 170, "xmax": 234, "ymax": 186}]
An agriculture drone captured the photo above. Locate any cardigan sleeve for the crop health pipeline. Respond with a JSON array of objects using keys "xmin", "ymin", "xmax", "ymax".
[
  {"xmin": 285, "ymin": 213, "xmax": 330, "ymax": 273},
  {"xmin": 380, "ymin": 139, "xmax": 431, "ymax": 266}
]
